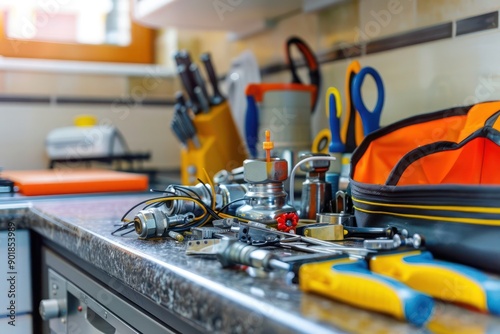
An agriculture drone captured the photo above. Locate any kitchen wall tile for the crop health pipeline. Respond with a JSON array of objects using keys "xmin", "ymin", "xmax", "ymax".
[
  {"xmin": 417, "ymin": 0, "xmax": 500, "ymax": 27},
  {"xmin": 56, "ymin": 74, "xmax": 128, "ymax": 97},
  {"xmin": 358, "ymin": 0, "xmax": 418, "ymax": 41},
  {"xmin": 318, "ymin": 0, "xmax": 360, "ymax": 51},
  {"xmin": 127, "ymin": 76, "xmax": 179, "ymax": 99},
  {"xmin": 3, "ymin": 71, "xmax": 57, "ymax": 95},
  {"xmin": 0, "ymin": 72, "xmax": 4, "ymax": 92}
]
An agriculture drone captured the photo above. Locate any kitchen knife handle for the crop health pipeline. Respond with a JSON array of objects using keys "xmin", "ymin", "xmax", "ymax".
[
  {"xmin": 177, "ymin": 64, "xmax": 200, "ymax": 114},
  {"xmin": 200, "ymin": 53, "xmax": 225, "ymax": 105}
]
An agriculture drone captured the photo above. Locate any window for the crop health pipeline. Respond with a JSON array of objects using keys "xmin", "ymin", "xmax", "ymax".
[{"xmin": 0, "ymin": 0, "xmax": 155, "ymax": 63}]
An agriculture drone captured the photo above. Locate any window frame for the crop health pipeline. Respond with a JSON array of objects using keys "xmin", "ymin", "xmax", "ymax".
[{"xmin": 0, "ymin": 11, "xmax": 155, "ymax": 64}]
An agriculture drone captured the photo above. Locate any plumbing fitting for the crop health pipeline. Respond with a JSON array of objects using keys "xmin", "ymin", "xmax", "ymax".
[
  {"xmin": 134, "ymin": 208, "xmax": 194, "ymax": 239},
  {"xmin": 299, "ymin": 152, "xmax": 332, "ymax": 219},
  {"xmin": 236, "ymin": 130, "xmax": 299, "ymax": 232},
  {"xmin": 164, "ymin": 183, "xmax": 247, "ymax": 216}
]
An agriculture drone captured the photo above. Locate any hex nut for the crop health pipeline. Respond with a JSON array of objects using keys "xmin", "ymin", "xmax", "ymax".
[
  {"xmin": 243, "ymin": 158, "xmax": 288, "ymax": 183},
  {"xmin": 135, "ymin": 209, "xmax": 157, "ymax": 239},
  {"xmin": 299, "ymin": 153, "xmax": 330, "ymax": 173}
]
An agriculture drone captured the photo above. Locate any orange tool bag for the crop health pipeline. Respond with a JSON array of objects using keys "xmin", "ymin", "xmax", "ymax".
[{"xmin": 350, "ymin": 101, "xmax": 500, "ymax": 274}]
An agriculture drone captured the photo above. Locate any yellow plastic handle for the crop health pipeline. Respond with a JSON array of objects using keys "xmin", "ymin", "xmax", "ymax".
[
  {"xmin": 341, "ymin": 60, "xmax": 364, "ymax": 147},
  {"xmin": 369, "ymin": 250, "xmax": 495, "ymax": 313},
  {"xmin": 312, "ymin": 129, "xmax": 330, "ymax": 153},
  {"xmin": 299, "ymin": 258, "xmax": 434, "ymax": 326},
  {"xmin": 325, "ymin": 87, "xmax": 342, "ymax": 118}
]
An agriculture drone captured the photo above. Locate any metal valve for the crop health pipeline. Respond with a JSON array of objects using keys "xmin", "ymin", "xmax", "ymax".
[
  {"xmin": 235, "ymin": 131, "xmax": 299, "ymax": 232},
  {"xmin": 134, "ymin": 208, "xmax": 194, "ymax": 239}
]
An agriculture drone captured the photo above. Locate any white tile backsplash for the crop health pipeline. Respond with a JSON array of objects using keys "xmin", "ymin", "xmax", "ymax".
[
  {"xmin": 4, "ymin": 71, "xmax": 58, "ymax": 96},
  {"xmin": 314, "ymin": 28, "xmax": 500, "ymax": 136},
  {"xmin": 56, "ymin": 74, "xmax": 128, "ymax": 97}
]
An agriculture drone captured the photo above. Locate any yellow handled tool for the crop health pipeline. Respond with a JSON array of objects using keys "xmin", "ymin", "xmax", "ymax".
[
  {"xmin": 368, "ymin": 250, "xmax": 500, "ymax": 315},
  {"xmin": 299, "ymin": 256, "xmax": 434, "ymax": 326}
]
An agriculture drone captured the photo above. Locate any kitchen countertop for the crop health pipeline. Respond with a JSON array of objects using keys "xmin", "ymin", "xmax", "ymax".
[{"xmin": 2, "ymin": 194, "xmax": 500, "ymax": 333}]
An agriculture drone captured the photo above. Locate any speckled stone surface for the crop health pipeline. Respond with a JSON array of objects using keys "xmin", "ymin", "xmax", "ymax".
[{"xmin": 2, "ymin": 194, "xmax": 500, "ymax": 333}]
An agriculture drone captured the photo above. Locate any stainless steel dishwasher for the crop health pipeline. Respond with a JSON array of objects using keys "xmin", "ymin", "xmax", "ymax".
[{"xmin": 39, "ymin": 247, "xmax": 173, "ymax": 334}]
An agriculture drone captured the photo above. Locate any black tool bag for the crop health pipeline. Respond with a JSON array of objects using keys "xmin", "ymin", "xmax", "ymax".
[{"xmin": 350, "ymin": 101, "xmax": 500, "ymax": 274}]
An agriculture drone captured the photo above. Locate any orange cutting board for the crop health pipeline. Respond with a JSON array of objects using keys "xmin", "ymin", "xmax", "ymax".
[{"xmin": 2, "ymin": 169, "xmax": 148, "ymax": 196}]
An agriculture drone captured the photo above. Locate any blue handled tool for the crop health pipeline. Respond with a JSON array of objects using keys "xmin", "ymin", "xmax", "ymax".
[
  {"xmin": 244, "ymin": 95, "xmax": 259, "ymax": 158},
  {"xmin": 351, "ymin": 66, "xmax": 384, "ymax": 136},
  {"xmin": 311, "ymin": 87, "xmax": 345, "ymax": 155},
  {"xmin": 369, "ymin": 250, "xmax": 500, "ymax": 315},
  {"xmin": 300, "ymin": 256, "xmax": 434, "ymax": 326},
  {"xmin": 326, "ymin": 87, "xmax": 345, "ymax": 154}
]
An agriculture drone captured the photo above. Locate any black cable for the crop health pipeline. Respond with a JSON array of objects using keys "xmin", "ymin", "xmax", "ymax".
[
  {"xmin": 171, "ymin": 214, "xmax": 211, "ymax": 232},
  {"xmin": 111, "ymin": 221, "xmax": 134, "ymax": 235},
  {"xmin": 120, "ymin": 196, "xmax": 168, "ymax": 222},
  {"xmin": 197, "ymin": 178, "xmax": 214, "ymax": 209},
  {"xmin": 217, "ymin": 198, "xmax": 246, "ymax": 214},
  {"xmin": 120, "ymin": 193, "xmax": 199, "ymax": 222},
  {"xmin": 171, "ymin": 184, "xmax": 220, "ymax": 219},
  {"xmin": 173, "ymin": 185, "xmax": 201, "ymax": 201},
  {"xmin": 116, "ymin": 182, "xmax": 235, "ymax": 236},
  {"xmin": 120, "ymin": 228, "xmax": 136, "ymax": 236}
]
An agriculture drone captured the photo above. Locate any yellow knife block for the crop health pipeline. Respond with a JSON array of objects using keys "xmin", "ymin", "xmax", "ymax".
[{"xmin": 181, "ymin": 102, "xmax": 248, "ymax": 185}]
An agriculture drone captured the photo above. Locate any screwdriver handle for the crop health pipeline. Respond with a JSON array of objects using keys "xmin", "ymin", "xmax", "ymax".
[
  {"xmin": 200, "ymin": 53, "xmax": 225, "ymax": 105},
  {"xmin": 299, "ymin": 258, "xmax": 434, "ymax": 326},
  {"xmin": 369, "ymin": 250, "xmax": 500, "ymax": 315}
]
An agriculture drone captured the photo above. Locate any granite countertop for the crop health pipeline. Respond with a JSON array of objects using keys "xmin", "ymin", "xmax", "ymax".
[{"xmin": 2, "ymin": 194, "xmax": 500, "ymax": 333}]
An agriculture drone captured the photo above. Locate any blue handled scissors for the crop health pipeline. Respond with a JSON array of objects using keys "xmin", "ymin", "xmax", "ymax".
[
  {"xmin": 351, "ymin": 66, "xmax": 385, "ymax": 137},
  {"xmin": 312, "ymin": 62, "xmax": 384, "ymax": 154}
]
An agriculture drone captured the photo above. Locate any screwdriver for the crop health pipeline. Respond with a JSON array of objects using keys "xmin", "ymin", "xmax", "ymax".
[
  {"xmin": 216, "ymin": 238, "xmax": 434, "ymax": 326},
  {"xmin": 368, "ymin": 249, "xmax": 500, "ymax": 315}
]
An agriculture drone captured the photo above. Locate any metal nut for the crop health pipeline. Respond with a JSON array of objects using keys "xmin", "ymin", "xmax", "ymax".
[
  {"xmin": 243, "ymin": 158, "xmax": 288, "ymax": 183},
  {"xmin": 134, "ymin": 209, "xmax": 157, "ymax": 239},
  {"xmin": 299, "ymin": 153, "xmax": 330, "ymax": 172}
]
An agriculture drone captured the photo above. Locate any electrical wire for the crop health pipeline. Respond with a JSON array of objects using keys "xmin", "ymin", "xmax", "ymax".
[
  {"xmin": 201, "ymin": 168, "xmax": 216, "ymax": 210},
  {"xmin": 219, "ymin": 212, "xmax": 250, "ymax": 222},
  {"xmin": 116, "ymin": 177, "xmax": 250, "ymax": 237},
  {"xmin": 197, "ymin": 178, "xmax": 214, "ymax": 209},
  {"xmin": 120, "ymin": 195, "xmax": 171, "ymax": 222},
  {"xmin": 217, "ymin": 198, "xmax": 246, "ymax": 214}
]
